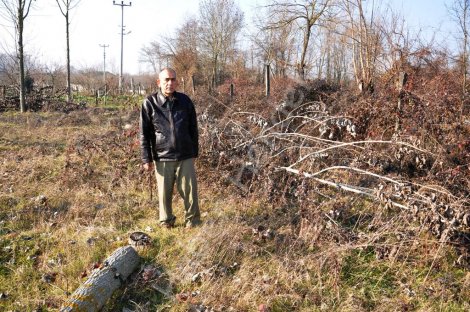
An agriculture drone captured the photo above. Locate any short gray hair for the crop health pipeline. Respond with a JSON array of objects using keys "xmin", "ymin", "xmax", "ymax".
[{"xmin": 159, "ymin": 68, "xmax": 177, "ymax": 77}]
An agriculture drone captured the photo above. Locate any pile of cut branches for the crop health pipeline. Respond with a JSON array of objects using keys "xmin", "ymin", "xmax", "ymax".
[{"xmin": 195, "ymin": 72, "xmax": 470, "ymax": 270}]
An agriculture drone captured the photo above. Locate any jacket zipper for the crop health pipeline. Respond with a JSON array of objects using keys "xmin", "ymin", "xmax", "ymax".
[{"xmin": 169, "ymin": 101, "xmax": 176, "ymax": 150}]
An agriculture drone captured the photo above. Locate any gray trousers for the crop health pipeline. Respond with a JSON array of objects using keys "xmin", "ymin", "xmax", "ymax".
[{"xmin": 154, "ymin": 158, "xmax": 200, "ymax": 225}]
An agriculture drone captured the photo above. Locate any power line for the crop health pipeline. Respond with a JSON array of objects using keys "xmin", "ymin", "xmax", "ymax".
[{"xmin": 113, "ymin": 0, "xmax": 132, "ymax": 94}]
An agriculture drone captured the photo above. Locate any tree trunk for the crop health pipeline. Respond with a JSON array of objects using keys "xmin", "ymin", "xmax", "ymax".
[
  {"xmin": 66, "ymin": 11, "xmax": 71, "ymax": 102},
  {"xmin": 60, "ymin": 246, "xmax": 141, "ymax": 312},
  {"xmin": 265, "ymin": 64, "xmax": 270, "ymax": 97},
  {"xmin": 299, "ymin": 23, "xmax": 311, "ymax": 81},
  {"xmin": 212, "ymin": 54, "xmax": 218, "ymax": 89},
  {"xmin": 395, "ymin": 71, "xmax": 407, "ymax": 132},
  {"xmin": 18, "ymin": 6, "xmax": 26, "ymax": 112}
]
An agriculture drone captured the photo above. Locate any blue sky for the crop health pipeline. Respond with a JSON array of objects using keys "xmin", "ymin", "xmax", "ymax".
[
  {"xmin": 0, "ymin": 0, "xmax": 455, "ymax": 75},
  {"xmin": 395, "ymin": 0, "xmax": 454, "ymax": 42}
]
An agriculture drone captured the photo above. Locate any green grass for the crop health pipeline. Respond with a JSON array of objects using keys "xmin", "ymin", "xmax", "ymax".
[{"xmin": 340, "ymin": 247, "xmax": 397, "ymax": 310}]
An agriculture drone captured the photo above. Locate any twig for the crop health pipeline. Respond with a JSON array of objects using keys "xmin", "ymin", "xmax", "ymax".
[
  {"xmin": 288, "ymin": 139, "xmax": 435, "ymax": 168},
  {"xmin": 277, "ymin": 166, "xmax": 410, "ymax": 211},
  {"xmin": 147, "ymin": 170, "xmax": 153, "ymax": 201},
  {"xmin": 286, "ymin": 165, "xmax": 405, "ymax": 186},
  {"xmin": 423, "ymin": 238, "xmax": 446, "ymax": 284}
]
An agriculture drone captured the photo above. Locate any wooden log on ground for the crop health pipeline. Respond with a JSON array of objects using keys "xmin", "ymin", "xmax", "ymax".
[{"xmin": 60, "ymin": 245, "xmax": 141, "ymax": 312}]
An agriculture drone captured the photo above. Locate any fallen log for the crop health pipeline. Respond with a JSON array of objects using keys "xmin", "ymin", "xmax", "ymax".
[{"xmin": 60, "ymin": 245, "xmax": 141, "ymax": 312}]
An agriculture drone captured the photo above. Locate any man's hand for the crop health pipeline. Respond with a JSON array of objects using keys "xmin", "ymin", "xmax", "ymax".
[{"xmin": 143, "ymin": 162, "xmax": 154, "ymax": 171}]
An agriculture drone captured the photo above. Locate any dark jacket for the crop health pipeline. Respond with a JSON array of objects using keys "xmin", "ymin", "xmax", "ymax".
[{"xmin": 140, "ymin": 91, "xmax": 198, "ymax": 162}]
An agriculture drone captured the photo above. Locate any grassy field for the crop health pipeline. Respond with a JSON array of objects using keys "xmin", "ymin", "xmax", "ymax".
[{"xmin": 0, "ymin": 92, "xmax": 469, "ymax": 311}]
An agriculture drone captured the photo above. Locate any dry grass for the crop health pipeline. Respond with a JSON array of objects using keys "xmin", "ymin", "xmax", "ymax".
[{"xmin": 0, "ymin": 85, "xmax": 469, "ymax": 312}]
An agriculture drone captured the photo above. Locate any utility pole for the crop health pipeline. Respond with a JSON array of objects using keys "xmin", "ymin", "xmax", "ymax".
[
  {"xmin": 113, "ymin": 0, "xmax": 132, "ymax": 94},
  {"xmin": 99, "ymin": 44, "xmax": 109, "ymax": 85},
  {"xmin": 99, "ymin": 44, "xmax": 109, "ymax": 104}
]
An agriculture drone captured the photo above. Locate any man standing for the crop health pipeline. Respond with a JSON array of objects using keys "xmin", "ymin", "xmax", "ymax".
[{"xmin": 140, "ymin": 68, "xmax": 200, "ymax": 228}]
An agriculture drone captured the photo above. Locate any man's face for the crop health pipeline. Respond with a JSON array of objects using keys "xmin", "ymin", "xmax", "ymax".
[{"xmin": 157, "ymin": 70, "xmax": 178, "ymax": 96}]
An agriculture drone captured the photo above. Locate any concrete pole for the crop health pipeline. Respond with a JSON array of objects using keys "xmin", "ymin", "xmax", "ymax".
[
  {"xmin": 99, "ymin": 44, "xmax": 109, "ymax": 86},
  {"xmin": 265, "ymin": 64, "xmax": 270, "ymax": 97},
  {"xmin": 113, "ymin": 1, "xmax": 132, "ymax": 94}
]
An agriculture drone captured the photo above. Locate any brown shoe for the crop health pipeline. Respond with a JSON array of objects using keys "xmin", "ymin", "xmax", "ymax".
[{"xmin": 160, "ymin": 216, "xmax": 176, "ymax": 229}]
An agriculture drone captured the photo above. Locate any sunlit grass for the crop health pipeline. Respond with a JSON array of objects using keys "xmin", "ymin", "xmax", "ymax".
[{"xmin": 0, "ymin": 98, "xmax": 468, "ymax": 311}]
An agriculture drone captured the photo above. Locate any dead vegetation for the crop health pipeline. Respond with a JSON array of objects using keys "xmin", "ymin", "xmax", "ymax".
[
  {"xmin": 186, "ymin": 67, "xmax": 470, "ymax": 310},
  {"xmin": 0, "ymin": 61, "xmax": 470, "ymax": 311},
  {"xmin": 0, "ymin": 85, "xmax": 89, "ymax": 113}
]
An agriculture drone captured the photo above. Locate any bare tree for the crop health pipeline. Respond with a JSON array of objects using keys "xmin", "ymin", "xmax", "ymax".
[
  {"xmin": 42, "ymin": 61, "xmax": 66, "ymax": 94},
  {"xmin": 252, "ymin": 9, "xmax": 296, "ymax": 78},
  {"xmin": 0, "ymin": 52, "xmax": 18, "ymax": 85},
  {"xmin": 55, "ymin": 0, "xmax": 81, "ymax": 102},
  {"xmin": 198, "ymin": 0, "xmax": 244, "ymax": 88},
  {"xmin": 139, "ymin": 41, "xmax": 164, "ymax": 73},
  {"xmin": 0, "ymin": 0, "xmax": 34, "ymax": 112},
  {"xmin": 263, "ymin": 0, "xmax": 333, "ymax": 80},
  {"xmin": 448, "ymin": 0, "xmax": 470, "ymax": 96},
  {"xmin": 315, "ymin": 23, "xmax": 348, "ymax": 83},
  {"xmin": 140, "ymin": 17, "xmax": 200, "ymax": 91},
  {"xmin": 379, "ymin": 10, "xmax": 409, "ymax": 73},
  {"xmin": 342, "ymin": 0, "xmax": 382, "ymax": 92},
  {"xmin": 160, "ymin": 17, "xmax": 200, "ymax": 85}
]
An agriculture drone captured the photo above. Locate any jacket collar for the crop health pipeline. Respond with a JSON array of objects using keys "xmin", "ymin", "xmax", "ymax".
[{"xmin": 156, "ymin": 90, "xmax": 177, "ymax": 107}]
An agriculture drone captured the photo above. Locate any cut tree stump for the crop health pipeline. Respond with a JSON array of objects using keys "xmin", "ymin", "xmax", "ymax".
[{"xmin": 60, "ymin": 245, "xmax": 141, "ymax": 312}]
